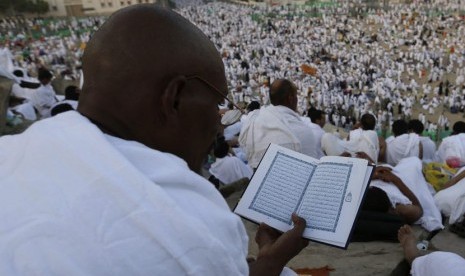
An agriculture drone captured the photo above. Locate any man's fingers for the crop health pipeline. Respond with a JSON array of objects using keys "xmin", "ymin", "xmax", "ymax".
[
  {"xmin": 255, "ymin": 223, "xmax": 280, "ymax": 248},
  {"xmin": 291, "ymin": 213, "xmax": 307, "ymax": 234}
]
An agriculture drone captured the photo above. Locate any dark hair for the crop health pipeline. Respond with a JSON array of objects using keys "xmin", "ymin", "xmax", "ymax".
[
  {"xmin": 247, "ymin": 101, "xmax": 260, "ymax": 112},
  {"xmin": 408, "ymin": 119, "xmax": 424, "ymax": 134},
  {"xmin": 453, "ymin": 121, "xmax": 465, "ymax": 135},
  {"xmin": 213, "ymin": 138, "xmax": 229, "ymax": 158},
  {"xmin": 65, "ymin": 85, "xmax": 80, "ymax": 101},
  {"xmin": 51, "ymin": 103, "xmax": 74, "ymax": 116},
  {"xmin": 392, "ymin": 119, "xmax": 408, "ymax": 136},
  {"xmin": 360, "ymin": 113, "xmax": 376, "ymax": 130},
  {"xmin": 362, "ymin": 187, "xmax": 390, "ymax": 212},
  {"xmin": 308, "ymin": 107, "xmax": 324, "ymax": 123},
  {"xmin": 38, "ymin": 68, "xmax": 53, "ymax": 81},
  {"xmin": 13, "ymin": 69, "xmax": 24, "ymax": 78}
]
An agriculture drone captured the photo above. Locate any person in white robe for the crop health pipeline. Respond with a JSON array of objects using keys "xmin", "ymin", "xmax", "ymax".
[
  {"xmin": 0, "ymin": 7, "xmax": 309, "ymax": 275},
  {"xmin": 239, "ymin": 79, "xmax": 317, "ymax": 169},
  {"xmin": 434, "ymin": 121, "xmax": 465, "ymax": 163},
  {"xmin": 209, "ymin": 138, "xmax": 253, "ymax": 185},
  {"xmin": 31, "ymin": 68, "xmax": 58, "ymax": 119},
  {"xmin": 321, "ymin": 113, "xmax": 380, "ymax": 164},
  {"xmin": 221, "ymin": 109, "xmax": 242, "ymax": 141},
  {"xmin": 434, "ymin": 167, "xmax": 465, "ymax": 225},
  {"xmin": 408, "ymin": 119, "xmax": 436, "ymax": 163},
  {"xmin": 386, "ymin": 119, "xmax": 421, "ymax": 166},
  {"xmin": 305, "ymin": 108, "xmax": 326, "ymax": 159}
]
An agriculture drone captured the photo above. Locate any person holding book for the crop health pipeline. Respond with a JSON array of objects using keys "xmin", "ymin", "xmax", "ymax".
[{"xmin": 0, "ymin": 5, "xmax": 309, "ymax": 275}]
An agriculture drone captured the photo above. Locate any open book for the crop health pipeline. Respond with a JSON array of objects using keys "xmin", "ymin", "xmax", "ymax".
[{"xmin": 234, "ymin": 144, "xmax": 374, "ymax": 249}]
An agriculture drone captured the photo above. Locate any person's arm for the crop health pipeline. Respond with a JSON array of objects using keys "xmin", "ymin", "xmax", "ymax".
[
  {"xmin": 374, "ymin": 167, "xmax": 423, "ymax": 223},
  {"xmin": 249, "ymin": 214, "xmax": 309, "ymax": 276},
  {"xmin": 355, "ymin": 151, "xmax": 375, "ymax": 165},
  {"xmin": 442, "ymin": 169, "xmax": 465, "ymax": 189}
]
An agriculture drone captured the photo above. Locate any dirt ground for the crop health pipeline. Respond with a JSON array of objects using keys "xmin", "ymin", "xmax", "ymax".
[{"xmin": 226, "ymin": 189, "xmax": 465, "ymax": 276}]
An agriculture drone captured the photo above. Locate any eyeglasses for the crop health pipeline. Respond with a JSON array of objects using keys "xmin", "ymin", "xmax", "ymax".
[{"xmin": 186, "ymin": 75, "xmax": 245, "ymax": 113}]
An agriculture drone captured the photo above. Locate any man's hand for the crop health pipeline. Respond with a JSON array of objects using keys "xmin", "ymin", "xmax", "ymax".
[
  {"xmin": 355, "ymin": 151, "xmax": 375, "ymax": 164},
  {"xmin": 373, "ymin": 166, "xmax": 400, "ymax": 184},
  {"xmin": 340, "ymin": 152, "xmax": 352, "ymax": 157},
  {"xmin": 249, "ymin": 214, "xmax": 309, "ymax": 276}
]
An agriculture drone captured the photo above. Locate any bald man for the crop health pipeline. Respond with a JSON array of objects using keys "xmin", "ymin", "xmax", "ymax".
[
  {"xmin": 239, "ymin": 79, "xmax": 318, "ymax": 169},
  {"xmin": 0, "ymin": 5, "xmax": 307, "ymax": 275}
]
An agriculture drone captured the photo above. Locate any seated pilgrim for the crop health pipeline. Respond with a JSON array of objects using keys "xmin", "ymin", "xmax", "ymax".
[
  {"xmin": 209, "ymin": 136, "xmax": 253, "ymax": 186},
  {"xmin": 386, "ymin": 119, "xmax": 422, "ymax": 166},
  {"xmin": 30, "ymin": 68, "xmax": 58, "ymax": 119},
  {"xmin": 303, "ymin": 107, "xmax": 326, "ymax": 159},
  {"xmin": 50, "ymin": 85, "xmax": 81, "ymax": 116},
  {"xmin": 408, "ymin": 119, "xmax": 436, "ymax": 163},
  {"xmin": 434, "ymin": 166, "xmax": 465, "ymax": 226},
  {"xmin": 434, "ymin": 121, "xmax": 465, "ymax": 164},
  {"xmin": 239, "ymin": 79, "xmax": 317, "ymax": 169},
  {"xmin": 321, "ymin": 113, "xmax": 380, "ymax": 164},
  {"xmin": 8, "ymin": 69, "xmax": 37, "ymax": 121},
  {"xmin": 240, "ymin": 100, "xmax": 260, "ymax": 126},
  {"xmin": 221, "ymin": 109, "xmax": 248, "ymax": 163}
]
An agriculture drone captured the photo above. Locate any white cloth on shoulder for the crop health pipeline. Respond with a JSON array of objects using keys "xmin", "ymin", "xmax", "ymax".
[
  {"xmin": 321, "ymin": 129, "xmax": 379, "ymax": 163},
  {"xmin": 411, "ymin": 251, "xmax": 465, "ymax": 276},
  {"xmin": 434, "ymin": 166, "xmax": 465, "ymax": 224},
  {"xmin": 419, "ymin": 136, "xmax": 436, "ymax": 163},
  {"xmin": 321, "ymin": 132, "xmax": 345, "ymax": 157},
  {"xmin": 303, "ymin": 117, "xmax": 326, "ymax": 159},
  {"xmin": 239, "ymin": 105, "xmax": 316, "ymax": 168},
  {"xmin": 345, "ymin": 129, "xmax": 379, "ymax": 163},
  {"xmin": 435, "ymin": 133, "xmax": 465, "ymax": 163},
  {"xmin": 386, "ymin": 133, "xmax": 420, "ymax": 166},
  {"xmin": 371, "ymin": 157, "xmax": 443, "ymax": 231},
  {"xmin": 0, "ymin": 111, "xmax": 249, "ymax": 275}
]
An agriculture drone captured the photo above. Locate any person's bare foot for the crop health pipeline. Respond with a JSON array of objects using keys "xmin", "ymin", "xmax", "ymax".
[{"xmin": 398, "ymin": 225, "xmax": 422, "ymax": 265}]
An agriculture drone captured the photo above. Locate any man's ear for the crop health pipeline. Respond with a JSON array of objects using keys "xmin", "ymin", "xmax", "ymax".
[{"xmin": 159, "ymin": 75, "xmax": 187, "ymax": 123}]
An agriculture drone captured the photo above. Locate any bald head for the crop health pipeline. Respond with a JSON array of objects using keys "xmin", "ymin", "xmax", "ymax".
[
  {"xmin": 269, "ymin": 79, "xmax": 297, "ymax": 111},
  {"xmin": 78, "ymin": 5, "xmax": 227, "ymax": 172}
]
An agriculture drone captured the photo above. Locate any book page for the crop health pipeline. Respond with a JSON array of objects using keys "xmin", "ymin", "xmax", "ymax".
[
  {"xmin": 234, "ymin": 144, "xmax": 372, "ymax": 248},
  {"xmin": 234, "ymin": 144, "xmax": 319, "ymax": 232},
  {"xmin": 299, "ymin": 155, "xmax": 371, "ymax": 247}
]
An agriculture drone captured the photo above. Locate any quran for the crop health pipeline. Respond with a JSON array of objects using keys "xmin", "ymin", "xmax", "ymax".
[{"xmin": 234, "ymin": 144, "xmax": 374, "ymax": 249}]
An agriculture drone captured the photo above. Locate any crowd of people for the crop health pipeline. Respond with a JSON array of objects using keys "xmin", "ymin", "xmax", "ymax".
[
  {"xmin": 1, "ymin": 1, "xmax": 465, "ymax": 275},
  {"xmin": 2, "ymin": 1, "xmax": 465, "ymax": 135}
]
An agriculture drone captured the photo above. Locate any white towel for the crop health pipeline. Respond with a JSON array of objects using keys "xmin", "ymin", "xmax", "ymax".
[
  {"xmin": 0, "ymin": 111, "xmax": 249, "ymax": 275},
  {"xmin": 239, "ymin": 105, "xmax": 301, "ymax": 168},
  {"xmin": 411, "ymin": 252, "xmax": 465, "ymax": 276},
  {"xmin": 386, "ymin": 133, "xmax": 420, "ymax": 166}
]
